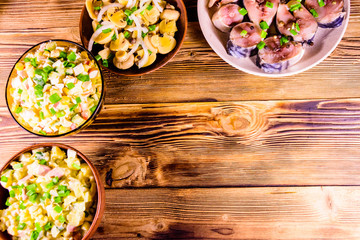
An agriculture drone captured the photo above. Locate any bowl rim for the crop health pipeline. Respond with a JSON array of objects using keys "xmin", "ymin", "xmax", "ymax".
[
  {"xmin": 197, "ymin": 0, "xmax": 350, "ymax": 77},
  {"xmin": 0, "ymin": 143, "xmax": 105, "ymax": 240},
  {"xmin": 5, "ymin": 39, "xmax": 105, "ymax": 137},
  {"xmin": 78, "ymin": 0, "xmax": 188, "ymax": 76}
]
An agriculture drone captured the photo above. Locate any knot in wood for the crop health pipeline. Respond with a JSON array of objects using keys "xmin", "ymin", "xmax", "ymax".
[{"xmin": 209, "ymin": 105, "xmax": 269, "ymax": 142}]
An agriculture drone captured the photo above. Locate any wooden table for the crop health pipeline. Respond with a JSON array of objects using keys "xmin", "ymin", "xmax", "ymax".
[{"xmin": 1, "ymin": 0, "xmax": 360, "ymax": 239}]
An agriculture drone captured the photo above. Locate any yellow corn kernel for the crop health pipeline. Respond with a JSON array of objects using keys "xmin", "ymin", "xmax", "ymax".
[
  {"xmin": 15, "ymin": 62, "xmax": 25, "ymax": 71},
  {"xmin": 63, "ymin": 87, "xmax": 70, "ymax": 95}
]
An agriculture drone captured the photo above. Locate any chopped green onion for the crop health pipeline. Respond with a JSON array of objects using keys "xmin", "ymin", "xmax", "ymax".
[
  {"xmin": 50, "ymin": 108, "xmax": 56, "ymax": 115},
  {"xmin": 39, "ymin": 130, "xmax": 47, "ymax": 135},
  {"xmin": 30, "ymin": 58, "xmax": 38, "ymax": 67},
  {"xmin": 59, "ymin": 51, "xmax": 67, "ymax": 59},
  {"xmin": 238, "ymin": 7, "xmax": 248, "ymax": 16},
  {"xmin": 46, "ymin": 182, "xmax": 54, "ymax": 189},
  {"xmin": 295, "ymin": 22, "xmax": 300, "ymax": 31},
  {"xmin": 140, "ymin": 10, "xmax": 145, "ymax": 15},
  {"xmin": 5, "ymin": 198, "xmax": 11, "ymax": 206},
  {"xmin": 148, "ymin": 49, "xmax": 152, "ymax": 54},
  {"xmin": 265, "ymin": 1, "xmax": 273, "ymax": 8},
  {"xmin": 26, "ymin": 183, "xmax": 37, "ymax": 191},
  {"xmin": 90, "ymin": 105, "xmax": 97, "ymax": 113},
  {"xmin": 56, "ymin": 110, "xmax": 65, "ymax": 118},
  {"xmin": 146, "ymin": 5, "xmax": 153, "ymax": 10},
  {"xmin": 141, "ymin": 31, "xmax": 148, "ymax": 38},
  {"xmin": 131, "ymin": 6, "xmax": 137, "ymax": 11},
  {"xmin": 261, "ymin": 30, "xmax": 267, "ymax": 38},
  {"xmin": 1, "ymin": 176, "xmax": 8, "ymax": 182},
  {"xmin": 15, "ymin": 106, "xmax": 23, "ymax": 114},
  {"xmin": 102, "ymin": 59, "xmax": 109, "ymax": 67},
  {"xmin": 77, "ymin": 73, "xmax": 90, "ymax": 82},
  {"xmin": 26, "ymin": 189, "xmax": 36, "ymax": 196},
  {"xmin": 318, "ymin": 0, "xmax": 325, "ymax": 7},
  {"xmin": 49, "ymin": 93, "xmax": 62, "ymax": 104},
  {"xmin": 17, "ymin": 223, "xmax": 26, "ymax": 230},
  {"xmin": 310, "ymin": 8, "xmax": 319, "ymax": 17},
  {"xmin": 111, "ymin": 33, "xmax": 117, "ymax": 41},
  {"xmin": 290, "ymin": 29, "xmax": 298, "ymax": 35},
  {"xmin": 148, "ymin": 25, "xmax": 156, "ymax": 31},
  {"xmin": 72, "ymin": 163, "xmax": 81, "ymax": 170},
  {"xmin": 13, "ymin": 163, "xmax": 23, "ymax": 169},
  {"xmin": 24, "ymin": 58, "xmax": 31, "ymax": 62},
  {"xmin": 94, "ymin": 6, "xmax": 101, "ymax": 10},
  {"xmin": 70, "ymin": 103, "xmax": 79, "ymax": 112},
  {"xmin": 124, "ymin": 31, "xmax": 130, "ymax": 39},
  {"xmin": 102, "ymin": 28, "xmax": 112, "ymax": 34},
  {"xmin": 76, "ymin": 97, "xmax": 81, "ymax": 103},
  {"xmin": 18, "ymin": 89, "xmax": 23, "ymax": 94},
  {"xmin": 66, "ymin": 82, "xmax": 75, "ymax": 90},
  {"xmin": 36, "ymin": 101, "xmax": 42, "ymax": 107},
  {"xmin": 108, "ymin": 53, "xmax": 114, "ymax": 60},
  {"xmin": 44, "ymin": 222, "xmax": 52, "ymax": 231},
  {"xmin": 9, "ymin": 190, "xmax": 15, "ymax": 197},
  {"xmin": 29, "ymin": 193, "xmax": 38, "ymax": 202},
  {"xmin": 43, "ymin": 65, "xmax": 53, "ymax": 74},
  {"xmin": 259, "ymin": 21, "xmax": 269, "ymax": 30},
  {"xmin": 40, "ymin": 192, "xmax": 51, "ymax": 201},
  {"xmin": 35, "ymin": 222, "xmax": 42, "ymax": 232},
  {"xmin": 240, "ymin": 30, "xmax": 248, "ymax": 37},
  {"xmin": 1, "ymin": 176, "xmax": 9, "ymax": 183},
  {"xmin": 40, "ymin": 111, "xmax": 44, "ymax": 120},
  {"xmin": 67, "ymin": 52, "xmax": 77, "ymax": 62},
  {"xmin": 290, "ymin": 3, "xmax": 302, "ymax": 11},
  {"xmin": 96, "ymin": 24, "xmax": 102, "ymax": 30},
  {"xmin": 58, "ymin": 215, "xmax": 66, "ymax": 223},
  {"xmin": 54, "ymin": 196, "xmax": 62, "ymax": 203},
  {"xmin": 39, "ymin": 159, "xmax": 47, "ymax": 165},
  {"xmin": 52, "ymin": 177, "xmax": 59, "ymax": 184},
  {"xmin": 95, "ymin": 54, "xmax": 102, "ymax": 61},
  {"xmin": 19, "ymin": 201, "xmax": 26, "ymax": 209},
  {"xmin": 30, "ymin": 230, "xmax": 39, "ymax": 240},
  {"xmin": 257, "ymin": 41, "xmax": 266, "ymax": 50},
  {"xmin": 126, "ymin": 18, "xmax": 133, "ymax": 25},
  {"xmin": 54, "ymin": 205, "xmax": 62, "ymax": 213},
  {"xmin": 16, "ymin": 216, "xmax": 20, "ymax": 221},
  {"xmin": 124, "ymin": 9, "xmax": 133, "ymax": 16},
  {"xmin": 34, "ymin": 84, "xmax": 44, "ymax": 98}
]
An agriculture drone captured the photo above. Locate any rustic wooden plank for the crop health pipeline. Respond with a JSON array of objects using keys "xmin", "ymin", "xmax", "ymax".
[
  {"xmin": 1, "ymin": 1, "xmax": 360, "ymax": 104},
  {"xmin": 2, "ymin": 99, "xmax": 360, "ymax": 187},
  {"xmin": 91, "ymin": 187, "xmax": 360, "ymax": 239}
]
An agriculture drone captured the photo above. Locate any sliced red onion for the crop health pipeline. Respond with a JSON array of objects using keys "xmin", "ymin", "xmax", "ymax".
[{"xmin": 97, "ymin": 3, "xmax": 124, "ymax": 22}]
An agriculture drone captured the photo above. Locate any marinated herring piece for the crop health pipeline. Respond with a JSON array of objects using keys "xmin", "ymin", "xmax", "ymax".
[
  {"xmin": 243, "ymin": 0, "xmax": 280, "ymax": 28},
  {"xmin": 304, "ymin": 0, "xmax": 345, "ymax": 28},
  {"xmin": 227, "ymin": 22, "xmax": 262, "ymax": 58},
  {"xmin": 276, "ymin": 1, "xmax": 318, "ymax": 43},
  {"xmin": 256, "ymin": 36, "xmax": 304, "ymax": 73},
  {"xmin": 212, "ymin": 4, "xmax": 244, "ymax": 32}
]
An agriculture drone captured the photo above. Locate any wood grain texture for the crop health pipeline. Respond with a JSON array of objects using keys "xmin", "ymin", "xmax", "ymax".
[
  {"xmin": 1, "ymin": 0, "xmax": 360, "ymax": 105},
  {"xmin": 93, "ymin": 187, "xmax": 360, "ymax": 239},
  {"xmin": 2, "ymin": 99, "xmax": 360, "ymax": 187}
]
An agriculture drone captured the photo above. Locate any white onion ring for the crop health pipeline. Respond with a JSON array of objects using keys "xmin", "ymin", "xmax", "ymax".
[
  {"xmin": 128, "ymin": 42, "xmax": 140, "ymax": 56},
  {"xmin": 97, "ymin": 3, "xmax": 124, "ymax": 22},
  {"xmin": 152, "ymin": 0, "xmax": 164, "ymax": 12},
  {"xmin": 138, "ymin": 40, "xmax": 149, "ymax": 68},
  {"xmin": 126, "ymin": 0, "xmax": 135, "ymax": 8},
  {"xmin": 88, "ymin": 23, "xmax": 116, "ymax": 51},
  {"xmin": 139, "ymin": 0, "xmax": 149, "ymax": 9}
]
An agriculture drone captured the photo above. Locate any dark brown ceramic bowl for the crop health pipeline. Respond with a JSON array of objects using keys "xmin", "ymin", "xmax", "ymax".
[
  {"xmin": 79, "ymin": 0, "xmax": 188, "ymax": 76},
  {"xmin": 0, "ymin": 143, "xmax": 105, "ymax": 240},
  {"xmin": 5, "ymin": 40, "xmax": 105, "ymax": 138}
]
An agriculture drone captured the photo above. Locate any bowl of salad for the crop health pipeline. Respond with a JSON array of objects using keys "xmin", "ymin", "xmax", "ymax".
[
  {"xmin": 0, "ymin": 143, "xmax": 105, "ymax": 240},
  {"xmin": 5, "ymin": 40, "xmax": 105, "ymax": 137},
  {"xmin": 79, "ymin": 0, "xmax": 188, "ymax": 76}
]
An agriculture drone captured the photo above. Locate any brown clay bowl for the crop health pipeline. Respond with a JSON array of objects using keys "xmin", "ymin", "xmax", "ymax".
[
  {"xmin": 79, "ymin": 0, "xmax": 188, "ymax": 76},
  {"xmin": 0, "ymin": 143, "xmax": 105, "ymax": 240},
  {"xmin": 5, "ymin": 40, "xmax": 105, "ymax": 138}
]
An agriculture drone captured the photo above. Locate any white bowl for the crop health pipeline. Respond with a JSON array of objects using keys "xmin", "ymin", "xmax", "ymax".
[{"xmin": 197, "ymin": 0, "xmax": 350, "ymax": 77}]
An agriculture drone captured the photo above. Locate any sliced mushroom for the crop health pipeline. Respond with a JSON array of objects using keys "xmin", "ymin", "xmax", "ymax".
[
  {"xmin": 150, "ymin": 34, "xmax": 160, "ymax": 48},
  {"xmin": 98, "ymin": 48, "xmax": 111, "ymax": 60},
  {"xmin": 136, "ymin": 50, "xmax": 157, "ymax": 67},
  {"xmin": 157, "ymin": 34, "xmax": 176, "ymax": 54},
  {"xmin": 110, "ymin": 33, "xmax": 130, "ymax": 51},
  {"xmin": 95, "ymin": 29, "xmax": 115, "ymax": 44},
  {"xmin": 113, "ymin": 53, "xmax": 135, "ymax": 69},
  {"xmin": 86, "ymin": 0, "xmax": 99, "ymax": 20},
  {"xmin": 143, "ymin": 7, "xmax": 161, "ymax": 24},
  {"xmin": 144, "ymin": 35, "xmax": 158, "ymax": 53},
  {"xmin": 115, "ymin": 50, "xmax": 129, "ymax": 62},
  {"xmin": 160, "ymin": 9, "xmax": 180, "ymax": 21},
  {"xmin": 159, "ymin": 19, "xmax": 178, "ymax": 35},
  {"xmin": 107, "ymin": 8, "xmax": 127, "ymax": 28}
]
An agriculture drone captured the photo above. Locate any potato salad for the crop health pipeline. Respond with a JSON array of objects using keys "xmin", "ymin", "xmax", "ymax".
[
  {"xmin": 7, "ymin": 41, "xmax": 102, "ymax": 136},
  {"xmin": 0, "ymin": 146, "xmax": 97, "ymax": 240},
  {"xmin": 86, "ymin": 0, "xmax": 180, "ymax": 69}
]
